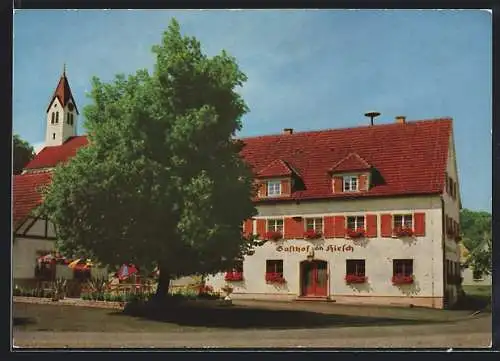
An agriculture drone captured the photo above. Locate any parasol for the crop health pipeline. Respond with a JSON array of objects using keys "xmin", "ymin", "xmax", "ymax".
[{"xmin": 117, "ymin": 264, "xmax": 139, "ymax": 280}]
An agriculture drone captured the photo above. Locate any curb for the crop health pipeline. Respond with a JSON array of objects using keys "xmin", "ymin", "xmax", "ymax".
[{"xmin": 13, "ymin": 296, "xmax": 125, "ymax": 310}]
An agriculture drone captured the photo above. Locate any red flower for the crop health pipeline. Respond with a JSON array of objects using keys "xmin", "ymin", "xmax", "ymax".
[
  {"xmin": 393, "ymin": 227, "xmax": 414, "ymax": 237},
  {"xmin": 224, "ymin": 272, "xmax": 244, "ymax": 281},
  {"xmin": 304, "ymin": 229, "xmax": 322, "ymax": 239},
  {"xmin": 265, "ymin": 272, "xmax": 286, "ymax": 284},
  {"xmin": 264, "ymin": 231, "xmax": 282, "ymax": 241},
  {"xmin": 345, "ymin": 274, "xmax": 367, "ymax": 283},
  {"xmin": 392, "ymin": 274, "xmax": 414, "ymax": 285},
  {"xmin": 346, "ymin": 228, "xmax": 366, "ymax": 238}
]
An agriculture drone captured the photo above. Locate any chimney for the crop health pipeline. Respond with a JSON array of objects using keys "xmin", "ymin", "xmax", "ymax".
[
  {"xmin": 395, "ymin": 115, "xmax": 406, "ymax": 124},
  {"xmin": 283, "ymin": 128, "xmax": 294, "ymax": 135}
]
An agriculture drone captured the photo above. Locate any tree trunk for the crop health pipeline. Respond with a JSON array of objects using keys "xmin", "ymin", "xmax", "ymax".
[{"xmin": 155, "ymin": 263, "xmax": 171, "ymax": 298}]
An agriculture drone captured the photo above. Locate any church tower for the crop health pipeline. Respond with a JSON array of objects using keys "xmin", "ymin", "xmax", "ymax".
[{"xmin": 45, "ymin": 65, "xmax": 79, "ymax": 146}]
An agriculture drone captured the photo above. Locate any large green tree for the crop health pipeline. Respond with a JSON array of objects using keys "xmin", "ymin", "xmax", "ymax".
[
  {"xmin": 41, "ymin": 19, "xmax": 257, "ymax": 297},
  {"xmin": 13, "ymin": 134, "xmax": 35, "ymax": 174},
  {"xmin": 460, "ymin": 208, "xmax": 492, "ymax": 276}
]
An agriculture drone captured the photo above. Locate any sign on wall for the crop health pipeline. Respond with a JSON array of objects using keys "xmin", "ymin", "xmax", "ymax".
[{"xmin": 276, "ymin": 244, "xmax": 354, "ymax": 253}]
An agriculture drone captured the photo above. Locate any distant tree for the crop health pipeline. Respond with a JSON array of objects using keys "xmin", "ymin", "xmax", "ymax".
[
  {"xmin": 41, "ymin": 19, "xmax": 258, "ymax": 298},
  {"xmin": 460, "ymin": 208, "xmax": 492, "ymax": 276},
  {"xmin": 13, "ymin": 134, "xmax": 34, "ymax": 174}
]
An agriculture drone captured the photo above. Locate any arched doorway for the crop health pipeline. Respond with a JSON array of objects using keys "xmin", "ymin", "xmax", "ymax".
[{"xmin": 300, "ymin": 260, "xmax": 328, "ymax": 297}]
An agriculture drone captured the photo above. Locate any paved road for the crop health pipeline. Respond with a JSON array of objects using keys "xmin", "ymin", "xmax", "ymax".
[{"xmin": 13, "ymin": 312, "xmax": 491, "ymax": 349}]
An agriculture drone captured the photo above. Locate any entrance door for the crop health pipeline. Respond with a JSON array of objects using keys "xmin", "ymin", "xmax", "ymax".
[{"xmin": 301, "ymin": 260, "xmax": 328, "ymax": 297}]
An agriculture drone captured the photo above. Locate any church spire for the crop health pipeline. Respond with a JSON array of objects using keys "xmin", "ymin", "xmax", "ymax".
[{"xmin": 44, "ymin": 64, "xmax": 79, "ymax": 146}]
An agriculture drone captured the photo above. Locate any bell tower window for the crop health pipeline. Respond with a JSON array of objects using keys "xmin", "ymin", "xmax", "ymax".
[
  {"xmin": 51, "ymin": 113, "xmax": 55, "ymax": 124},
  {"xmin": 52, "ymin": 133, "xmax": 56, "ymax": 140},
  {"xmin": 70, "ymin": 113, "xmax": 74, "ymax": 125},
  {"xmin": 55, "ymin": 112, "xmax": 59, "ymax": 123},
  {"xmin": 67, "ymin": 113, "xmax": 70, "ymax": 124}
]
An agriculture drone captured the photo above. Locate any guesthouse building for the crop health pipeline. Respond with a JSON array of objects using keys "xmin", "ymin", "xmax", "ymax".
[{"xmin": 13, "ymin": 68, "xmax": 462, "ymax": 308}]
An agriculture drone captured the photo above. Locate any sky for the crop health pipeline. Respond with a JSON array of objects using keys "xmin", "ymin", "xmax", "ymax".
[{"xmin": 13, "ymin": 9, "xmax": 491, "ymax": 212}]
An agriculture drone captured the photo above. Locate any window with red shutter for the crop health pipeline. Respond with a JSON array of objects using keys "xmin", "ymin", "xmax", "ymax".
[
  {"xmin": 281, "ymin": 179, "xmax": 291, "ymax": 196},
  {"xmin": 284, "ymin": 217, "xmax": 304, "ymax": 239},
  {"xmin": 381, "ymin": 214, "xmax": 393, "ymax": 237},
  {"xmin": 256, "ymin": 219, "xmax": 266, "ymax": 239},
  {"xmin": 333, "ymin": 216, "xmax": 346, "ymax": 238},
  {"xmin": 333, "ymin": 177, "xmax": 343, "ymax": 193},
  {"xmin": 414, "ymin": 213, "xmax": 426, "ymax": 236},
  {"xmin": 258, "ymin": 182, "xmax": 267, "ymax": 197},
  {"xmin": 366, "ymin": 214, "xmax": 377, "ymax": 237},
  {"xmin": 323, "ymin": 216, "xmax": 335, "ymax": 238},
  {"xmin": 243, "ymin": 219, "xmax": 254, "ymax": 238},
  {"xmin": 359, "ymin": 174, "xmax": 369, "ymax": 191}
]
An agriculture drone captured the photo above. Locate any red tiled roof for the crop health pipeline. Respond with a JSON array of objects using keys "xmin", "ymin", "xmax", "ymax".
[
  {"xmin": 241, "ymin": 118, "xmax": 452, "ymax": 201},
  {"xmin": 330, "ymin": 152, "xmax": 371, "ymax": 172},
  {"xmin": 19, "ymin": 118, "xmax": 452, "ymax": 208},
  {"xmin": 257, "ymin": 159, "xmax": 293, "ymax": 178},
  {"xmin": 24, "ymin": 136, "xmax": 89, "ymax": 170},
  {"xmin": 46, "ymin": 73, "xmax": 79, "ymax": 114},
  {"xmin": 13, "ymin": 172, "xmax": 52, "ymax": 229}
]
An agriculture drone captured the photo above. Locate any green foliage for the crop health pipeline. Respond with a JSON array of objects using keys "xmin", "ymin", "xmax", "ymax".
[
  {"xmin": 41, "ymin": 18, "xmax": 257, "ymax": 288},
  {"xmin": 13, "ymin": 134, "xmax": 35, "ymax": 175},
  {"xmin": 460, "ymin": 208, "xmax": 492, "ymax": 277}
]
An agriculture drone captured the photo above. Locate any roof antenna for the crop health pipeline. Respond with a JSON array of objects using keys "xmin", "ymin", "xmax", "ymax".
[
  {"xmin": 364, "ymin": 111, "xmax": 381, "ymax": 126},
  {"xmin": 63, "ymin": 63, "xmax": 66, "ymax": 76}
]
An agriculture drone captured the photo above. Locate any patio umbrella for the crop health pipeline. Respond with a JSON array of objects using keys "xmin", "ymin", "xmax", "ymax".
[
  {"xmin": 68, "ymin": 259, "xmax": 82, "ymax": 268},
  {"xmin": 117, "ymin": 264, "xmax": 138, "ymax": 280}
]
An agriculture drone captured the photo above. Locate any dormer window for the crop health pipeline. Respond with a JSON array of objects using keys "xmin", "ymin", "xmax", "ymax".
[
  {"xmin": 343, "ymin": 176, "xmax": 358, "ymax": 192},
  {"xmin": 267, "ymin": 180, "xmax": 281, "ymax": 197}
]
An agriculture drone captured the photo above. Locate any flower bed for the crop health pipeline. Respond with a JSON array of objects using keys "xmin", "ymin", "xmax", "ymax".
[
  {"xmin": 264, "ymin": 231, "xmax": 282, "ymax": 241},
  {"xmin": 304, "ymin": 230, "xmax": 322, "ymax": 239},
  {"xmin": 265, "ymin": 272, "xmax": 286, "ymax": 284},
  {"xmin": 392, "ymin": 274, "xmax": 414, "ymax": 285},
  {"xmin": 345, "ymin": 274, "xmax": 367, "ymax": 284},
  {"xmin": 393, "ymin": 227, "xmax": 414, "ymax": 237},
  {"xmin": 346, "ymin": 228, "xmax": 366, "ymax": 238},
  {"xmin": 224, "ymin": 272, "xmax": 244, "ymax": 281}
]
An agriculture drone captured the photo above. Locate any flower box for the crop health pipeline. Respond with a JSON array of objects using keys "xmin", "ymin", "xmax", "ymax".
[
  {"xmin": 265, "ymin": 272, "xmax": 286, "ymax": 284},
  {"xmin": 264, "ymin": 231, "xmax": 283, "ymax": 241},
  {"xmin": 345, "ymin": 274, "xmax": 367, "ymax": 284},
  {"xmin": 393, "ymin": 227, "xmax": 414, "ymax": 237},
  {"xmin": 346, "ymin": 228, "xmax": 366, "ymax": 238},
  {"xmin": 304, "ymin": 230, "xmax": 322, "ymax": 239},
  {"xmin": 224, "ymin": 272, "xmax": 244, "ymax": 281},
  {"xmin": 392, "ymin": 274, "xmax": 414, "ymax": 285}
]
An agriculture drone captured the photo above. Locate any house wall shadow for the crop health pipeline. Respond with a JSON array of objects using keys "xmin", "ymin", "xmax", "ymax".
[
  {"xmin": 394, "ymin": 281, "xmax": 421, "ymax": 296},
  {"xmin": 347, "ymin": 281, "xmax": 374, "ymax": 293}
]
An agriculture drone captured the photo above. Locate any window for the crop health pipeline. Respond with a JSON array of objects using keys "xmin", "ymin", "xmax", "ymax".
[
  {"xmin": 394, "ymin": 214, "xmax": 413, "ymax": 229},
  {"xmin": 266, "ymin": 259, "xmax": 283, "ymax": 275},
  {"xmin": 393, "ymin": 259, "xmax": 413, "ymax": 276},
  {"xmin": 70, "ymin": 113, "xmax": 74, "ymax": 125},
  {"xmin": 267, "ymin": 219, "xmax": 284, "ymax": 233},
  {"xmin": 67, "ymin": 113, "xmax": 70, "ymax": 124},
  {"xmin": 305, "ymin": 218, "xmax": 323, "ymax": 232},
  {"xmin": 55, "ymin": 111, "xmax": 59, "ymax": 123},
  {"xmin": 52, "ymin": 133, "xmax": 56, "ymax": 140},
  {"xmin": 267, "ymin": 180, "xmax": 281, "ymax": 197},
  {"xmin": 51, "ymin": 112, "xmax": 55, "ymax": 124},
  {"xmin": 347, "ymin": 216, "xmax": 365, "ymax": 230},
  {"xmin": 343, "ymin": 176, "xmax": 358, "ymax": 192},
  {"xmin": 346, "ymin": 259, "xmax": 365, "ymax": 276}
]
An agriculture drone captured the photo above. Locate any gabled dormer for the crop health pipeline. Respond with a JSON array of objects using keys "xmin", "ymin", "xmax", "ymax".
[
  {"xmin": 255, "ymin": 159, "xmax": 301, "ymax": 199},
  {"xmin": 329, "ymin": 153, "xmax": 372, "ymax": 194}
]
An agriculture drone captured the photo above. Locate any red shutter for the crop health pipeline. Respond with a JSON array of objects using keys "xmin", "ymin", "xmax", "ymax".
[
  {"xmin": 359, "ymin": 174, "xmax": 368, "ymax": 191},
  {"xmin": 333, "ymin": 176, "xmax": 343, "ymax": 193},
  {"xmin": 333, "ymin": 216, "xmax": 346, "ymax": 238},
  {"xmin": 284, "ymin": 217, "xmax": 304, "ymax": 239},
  {"xmin": 243, "ymin": 219, "xmax": 253, "ymax": 238},
  {"xmin": 256, "ymin": 219, "xmax": 266, "ymax": 239},
  {"xmin": 281, "ymin": 179, "xmax": 291, "ymax": 196},
  {"xmin": 323, "ymin": 216, "xmax": 335, "ymax": 238},
  {"xmin": 414, "ymin": 213, "xmax": 426, "ymax": 236},
  {"xmin": 258, "ymin": 182, "xmax": 267, "ymax": 197},
  {"xmin": 381, "ymin": 214, "xmax": 393, "ymax": 237},
  {"xmin": 366, "ymin": 214, "xmax": 377, "ymax": 237}
]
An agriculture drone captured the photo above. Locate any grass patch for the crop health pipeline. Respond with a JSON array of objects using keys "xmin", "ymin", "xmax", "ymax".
[{"xmin": 453, "ymin": 285, "xmax": 491, "ymax": 311}]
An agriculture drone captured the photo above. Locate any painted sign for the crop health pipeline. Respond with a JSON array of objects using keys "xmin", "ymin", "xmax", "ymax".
[{"xmin": 276, "ymin": 244, "xmax": 354, "ymax": 253}]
